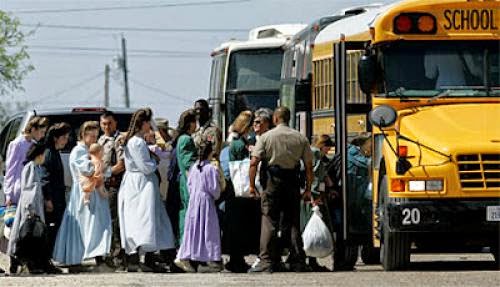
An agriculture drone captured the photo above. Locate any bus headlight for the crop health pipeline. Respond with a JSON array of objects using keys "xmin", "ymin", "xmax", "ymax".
[
  {"xmin": 408, "ymin": 180, "xmax": 443, "ymax": 191},
  {"xmin": 425, "ymin": 180, "xmax": 444, "ymax": 191}
]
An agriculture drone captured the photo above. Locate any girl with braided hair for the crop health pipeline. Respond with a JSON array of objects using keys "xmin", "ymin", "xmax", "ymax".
[
  {"xmin": 118, "ymin": 108, "xmax": 175, "ymax": 272},
  {"xmin": 175, "ymin": 140, "xmax": 222, "ymax": 273}
]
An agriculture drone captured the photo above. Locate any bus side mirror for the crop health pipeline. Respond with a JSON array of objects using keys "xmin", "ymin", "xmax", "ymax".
[
  {"xmin": 369, "ymin": 105, "xmax": 397, "ymax": 128},
  {"xmin": 358, "ymin": 54, "xmax": 377, "ymax": 95}
]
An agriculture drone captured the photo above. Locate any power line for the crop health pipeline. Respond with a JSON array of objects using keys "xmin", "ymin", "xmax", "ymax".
[
  {"xmin": 82, "ymin": 88, "xmax": 105, "ymax": 105},
  {"xmin": 28, "ymin": 45, "xmax": 206, "ymax": 56},
  {"xmin": 33, "ymin": 71, "xmax": 104, "ymax": 104},
  {"xmin": 129, "ymin": 78, "xmax": 192, "ymax": 104},
  {"xmin": 28, "ymin": 51, "xmax": 206, "ymax": 59},
  {"xmin": 22, "ymin": 23, "xmax": 249, "ymax": 33},
  {"xmin": 27, "ymin": 50, "xmax": 207, "ymax": 59},
  {"xmin": 11, "ymin": 0, "xmax": 251, "ymax": 14}
]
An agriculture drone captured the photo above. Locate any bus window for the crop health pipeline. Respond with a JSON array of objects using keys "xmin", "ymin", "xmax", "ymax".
[
  {"xmin": 227, "ymin": 49, "xmax": 283, "ymax": 91},
  {"xmin": 380, "ymin": 41, "xmax": 499, "ymax": 96}
]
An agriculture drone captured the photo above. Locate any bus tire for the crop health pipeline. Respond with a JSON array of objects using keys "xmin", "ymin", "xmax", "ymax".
[
  {"xmin": 360, "ymin": 244, "xmax": 380, "ymax": 265},
  {"xmin": 492, "ymin": 247, "xmax": 500, "ymax": 269},
  {"xmin": 379, "ymin": 175, "xmax": 411, "ymax": 271}
]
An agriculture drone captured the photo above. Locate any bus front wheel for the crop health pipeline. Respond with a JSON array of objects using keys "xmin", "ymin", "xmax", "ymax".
[{"xmin": 379, "ymin": 175, "xmax": 411, "ymax": 271}]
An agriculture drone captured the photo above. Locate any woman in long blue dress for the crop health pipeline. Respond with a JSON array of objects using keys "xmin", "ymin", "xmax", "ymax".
[
  {"xmin": 118, "ymin": 108, "xmax": 175, "ymax": 272},
  {"xmin": 52, "ymin": 121, "xmax": 112, "ymax": 270}
]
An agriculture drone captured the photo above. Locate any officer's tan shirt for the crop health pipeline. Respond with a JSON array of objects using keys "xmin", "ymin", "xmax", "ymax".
[
  {"xmin": 98, "ymin": 131, "xmax": 125, "ymax": 169},
  {"xmin": 252, "ymin": 124, "xmax": 312, "ymax": 169}
]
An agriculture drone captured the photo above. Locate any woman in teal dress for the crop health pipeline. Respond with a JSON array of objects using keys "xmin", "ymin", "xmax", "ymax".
[{"xmin": 175, "ymin": 110, "xmax": 197, "ymax": 243}]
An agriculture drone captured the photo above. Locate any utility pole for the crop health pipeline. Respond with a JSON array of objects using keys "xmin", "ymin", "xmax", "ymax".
[
  {"xmin": 121, "ymin": 35, "xmax": 130, "ymax": 108},
  {"xmin": 104, "ymin": 64, "xmax": 110, "ymax": 107}
]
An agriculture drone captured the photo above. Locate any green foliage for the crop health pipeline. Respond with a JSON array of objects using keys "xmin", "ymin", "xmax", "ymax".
[{"xmin": 0, "ymin": 11, "xmax": 34, "ymax": 96}]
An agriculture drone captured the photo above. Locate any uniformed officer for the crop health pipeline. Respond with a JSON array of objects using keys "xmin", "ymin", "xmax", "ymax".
[
  {"xmin": 192, "ymin": 99, "xmax": 222, "ymax": 159},
  {"xmin": 248, "ymin": 107, "xmax": 313, "ymax": 273},
  {"xmin": 98, "ymin": 111, "xmax": 126, "ymax": 269}
]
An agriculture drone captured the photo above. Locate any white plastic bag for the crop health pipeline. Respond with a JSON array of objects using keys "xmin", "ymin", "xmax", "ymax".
[
  {"xmin": 302, "ymin": 206, "xmax": 334, "ymax": 258},
  {"xmin": 229, "ymin": 159, "xmax": 261, "ymax": 197}
]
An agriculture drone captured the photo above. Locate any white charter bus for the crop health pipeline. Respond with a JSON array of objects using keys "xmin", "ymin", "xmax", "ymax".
[{"xmin": 208, "ymin": 24, "xmax": 306, "ymax": 136}]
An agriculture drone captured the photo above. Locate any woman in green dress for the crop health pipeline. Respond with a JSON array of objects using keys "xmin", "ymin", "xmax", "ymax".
[{"xmin": 175, "ymin": 110, "xmax": 197, "ymax": 243}]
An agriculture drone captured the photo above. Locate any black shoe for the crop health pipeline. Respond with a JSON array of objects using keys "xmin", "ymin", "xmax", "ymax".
[
  {"xmin": 141, "ymin": 262, "xmax": 168, "ymax": 273},
  {"xmin": 127, "ymin": 254, "xmax": 139, "ymax": 272},
  {"xmin": 197, "ymin": 262, "xmax": 222, "ymax": 273},
  {"xmin": 248, "ymin": 263, "xmax": 273, "ymax": 273},
  {"xmin": 0, "ymin": 267, "xmax": 5, "ymax": 274},
  {"xmin": 28, "ymin": 268, "xmax": 45, "ymax": 275},
  {"xmin": 225, "ymin": 260, "xmax": 250, "ymax": 273},
  {"xmin": 127, "ymin": 263, "xmax": 139, "ymax": 273},
  {"xmin": 290, "ymin": 263, "xmax": 312, "ymax": 272},
  {"xmin": 310, "ymin": 264, "xmax": 330, "ymax": 272},
  {"xmin": 68, "ymin": 265, "xmax": 86, "ymax": 274},
  {"xmin": 93, "ymin": 263, "xmax": 116, "ymax": 273},
  {"xmin": 9, "ymin": 257, "xmax": 19, "ymax": 274},
  {"xmin": 45, "ymin": 262, "xmax": 63, "ymax": 274}
]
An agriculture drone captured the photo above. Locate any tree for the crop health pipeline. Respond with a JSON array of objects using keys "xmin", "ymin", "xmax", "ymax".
[
  {"xmin": 0, "ymin": 11, "xmax": 33, "ymax": 96},
  {"xmin": 0, "ymin": 100, "xmax": 28, "ymax": 127}
]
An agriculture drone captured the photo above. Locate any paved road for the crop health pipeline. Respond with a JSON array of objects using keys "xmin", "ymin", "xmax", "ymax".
[{"xmin": 1, "ymin": 254, "xmax": 499, "ymax": 286}]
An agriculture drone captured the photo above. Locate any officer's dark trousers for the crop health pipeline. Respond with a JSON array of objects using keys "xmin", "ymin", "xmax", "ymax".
[{"xmin": 259, "ymin": 167, "xmax": 306, "ymax": 266}]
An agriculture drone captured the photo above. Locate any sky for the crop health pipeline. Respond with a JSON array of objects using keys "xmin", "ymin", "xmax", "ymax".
[{"xmin": 0, "ymin": 0, "xmax": 393, "ymax": 125}]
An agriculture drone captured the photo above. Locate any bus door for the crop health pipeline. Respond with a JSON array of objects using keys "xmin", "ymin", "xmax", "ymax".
[{"xmin": 333, "ymin": 40, "xmax": 372, "ymax": 243}]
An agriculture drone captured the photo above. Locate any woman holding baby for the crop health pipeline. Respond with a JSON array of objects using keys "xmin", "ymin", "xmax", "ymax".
[{"xmin": 52, "ymin": 121, "xmax": 112, "ymax": 272}]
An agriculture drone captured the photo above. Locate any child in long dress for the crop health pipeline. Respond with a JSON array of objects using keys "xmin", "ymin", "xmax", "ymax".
[
  {"xmin": 80, "ymin": 143, "xmax": 107, "ymax": 205},
  {"xmin": 175, "ymin": 141, "xmax": 222, "ymax": 273}
]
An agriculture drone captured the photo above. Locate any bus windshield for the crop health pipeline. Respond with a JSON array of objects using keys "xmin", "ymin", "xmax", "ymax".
[
  {"xmin": 380, "ymin": 41, "xmax": 499, "ymax": 97},
  {"xmin": 227, "ymin": 48, "xmax": 283, "ymax": 90}
]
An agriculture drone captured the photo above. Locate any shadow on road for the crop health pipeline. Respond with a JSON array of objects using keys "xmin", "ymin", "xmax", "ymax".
[{"xmin": 407, "ymin": 260, "xmax": 499, "ymax": 272}]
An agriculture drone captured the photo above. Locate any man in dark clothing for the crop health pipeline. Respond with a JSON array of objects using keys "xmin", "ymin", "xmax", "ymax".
[
  {"xmin": 193, "ymin": 99, "xmax": 222, "ymax": 159},
  {"xmin": 248, "ymin": 107, "xmax": 313, "ymax": 273}
]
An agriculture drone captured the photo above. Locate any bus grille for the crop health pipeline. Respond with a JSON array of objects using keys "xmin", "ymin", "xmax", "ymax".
[{"xmin": 457, "ymin": 154, "xmax": 500, "ymax": 190}]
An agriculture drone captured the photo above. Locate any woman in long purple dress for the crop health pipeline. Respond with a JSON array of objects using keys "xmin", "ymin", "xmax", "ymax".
[{"xmin": 175, "ymin": 141, "xmax": 222, "ymax": 273}]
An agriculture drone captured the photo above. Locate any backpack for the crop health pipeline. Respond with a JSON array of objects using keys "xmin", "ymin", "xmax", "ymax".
[{"xmin": 15, "ymin": 215, "xmax": 49, "ymax": 263}]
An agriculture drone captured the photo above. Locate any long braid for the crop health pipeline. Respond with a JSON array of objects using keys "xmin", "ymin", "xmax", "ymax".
[
  {"xmin": 124, "ymin": 110, "xmax": 140, "ymax": 145},
  {"xmin": 123, "ymin": 108, "xmax": 152, "ymax": 146},
  {"xmin": 197, "ymin": 140, "xmax": 213, "ymax": 171}
]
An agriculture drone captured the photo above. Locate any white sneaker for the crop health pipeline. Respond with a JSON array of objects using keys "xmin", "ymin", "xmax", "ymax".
[
  {"xmin": 251, "ymin": 257, "xmax": 261, "ymax": 269},
  {"xmin": 174, "ymin": 258, "xmax": 196, "ymax": 273}
]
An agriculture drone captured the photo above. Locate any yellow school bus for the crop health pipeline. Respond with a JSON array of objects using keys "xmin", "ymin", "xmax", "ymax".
[
  {"xmin": 314, "ymin": 0, "xmax": 500, "ymax": 270},
  {"xmin": 310, "ymin": 6, "xmax": 382, "ymax": 141}
]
